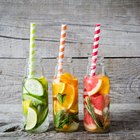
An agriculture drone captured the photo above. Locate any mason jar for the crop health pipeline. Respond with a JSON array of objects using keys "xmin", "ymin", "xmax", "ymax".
[
  {"xmin": 83, "ymin": 56, "xmax": 110, "ymax": 133},
  {"xmin": 52, "ymin": 57, "xmax": 79, "ymax": 131},
  {"xmin": 22, "ymin": 58, "xmax": 49, "ymax": 133}
]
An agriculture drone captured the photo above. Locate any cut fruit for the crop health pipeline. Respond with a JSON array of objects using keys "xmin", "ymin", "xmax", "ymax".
[
  {"xmin": 22, "ymin": 87, "xmax": 28, "ymax": 94},
  {"xmin": 60, "ymin": 72, "xmax": 78, "ymax": 87},
  {"xmin": 22, "ymin": 94, "xmax": 45, "ymax": 106},
  {"xmin": 69, "ymin": 103, "xmax": 78, "ymax": 114},
  {"xmin": 84, "ymin": 109, "xmax": 97, "ymax": 130},
  {"xmin": 61, "ymin": 72, "xmax": 73, "ymax": 79},
  {"xmin": 64, "ymin": 122, "xmax": 79, "ymax": 131},
  {"xmin": 84, "ymin": 122, "xmax": 97, "ymax": 131},
  {"xmin": 90, "ymin": 93, "xmax": 105, "ymax": 115},
  {"xmin": 61, "ymin": 84, "xmax": 76, "ymax": 110},
  {"xmin": 52, "ymin": 82, "xmax": 66, "ymax": 97},
  {"xmin": 24, "ymin": 79, "xmax": 44, "ymax": 96},
  {"xmin": 86, "ymin": 77, "xmax": 102, "ymax": 96},
  {"xmin": 25, "ymin": 107, "xmax": 37, "ymax": 130},
  {"xmin": 22, "ymin": 99, "xmax": 31, "ymax": 116},
  {"xmin": 38, "ymin": 76, "xmax": 48, "ymax": 90},
  {"xmin": 98, "ymin": 75, "xmax": 110, "ymax": 95},
  {"xmin": 53, "ymin": 100, "xmax": 65, "ymax": 115}
]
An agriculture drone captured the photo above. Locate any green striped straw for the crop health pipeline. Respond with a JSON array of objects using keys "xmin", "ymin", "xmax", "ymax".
[{"xmin": 29, "ymin": 23, "xmax": 36, "ymax": 78}]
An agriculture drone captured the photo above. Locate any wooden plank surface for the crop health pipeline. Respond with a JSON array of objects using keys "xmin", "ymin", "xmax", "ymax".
[
  {"xmin": 0, "ymin": 58, "xmax": 140, "ymax": 104},
  {"xmin": 0, "ymin": 104, "xmax": 140, "ymax": 140},
  {"xmin": 0, "ymin": 0, "xmax": 140, "ymax": 58}
]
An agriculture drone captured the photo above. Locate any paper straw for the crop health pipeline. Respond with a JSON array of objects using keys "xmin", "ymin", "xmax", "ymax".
[
  {"xmin": 57, "ymin": 24, "xmax": 67, "ymax": 78},
  {"xmin": 29, "ymin": 23, "xmax": 36, "ymax": 78},
  {"xmin": 90, "ymin": 24, "xmax": 101, "ymax": 76}
]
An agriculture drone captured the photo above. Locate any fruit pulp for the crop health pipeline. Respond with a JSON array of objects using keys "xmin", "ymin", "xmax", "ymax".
[
  {"xmin": 22, "ymin": 77, "xmax": 49, "ymax": 132},
  {"xmin": 83, "ymin": 75, "xmax": 110, "ymax": 133},
  {"xmin": 52, "ymin": 72, "xmax": 79, "ymax": 131}
]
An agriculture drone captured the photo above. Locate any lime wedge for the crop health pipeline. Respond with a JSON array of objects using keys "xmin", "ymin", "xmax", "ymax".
[
  {"xmin": 22, "ymin": 99, "xmax": 31, "ymax": 116},
  {"xmin": 22, "ymin": 94, "xmax": 45, "ymax": 106},
  {"xmin": 24, "ymin": 79, "xmax": 44, "ymax": 96},
  {"xmin": 38, "ymin": 77, "xmax": 48, "ymax": 90},
  {"xmin": 25, "ymin": 107, "xmax": 37, "ymax": 130}
]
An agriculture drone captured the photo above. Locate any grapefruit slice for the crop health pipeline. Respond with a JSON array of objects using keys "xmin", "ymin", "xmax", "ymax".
[
  {"xmin": 84, "ymin": 76, "xmax": 102, "ymax": 96},
  {"xmin": 90, "ymin": 93, "xmax": 105, "ymax": 116},
  {"xmin": 84, "ymin": 109, "xmax": 97, "ymax": 131}
]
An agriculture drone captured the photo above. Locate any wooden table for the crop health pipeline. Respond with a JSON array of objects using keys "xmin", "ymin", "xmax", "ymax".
[
  {"xmin": 0, "ymin": 104, "xmax": 140, "ymax": 140},
  {"xmin": 0, "ymin": 0, "xmax": 140, "ymax": 139}
]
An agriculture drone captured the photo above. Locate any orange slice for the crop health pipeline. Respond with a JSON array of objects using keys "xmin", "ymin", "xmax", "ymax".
[
  {"xmin": 98, "ymin": 76, "xmax": 110, "ymax": 95},
  {"xmin": 60, "ymin": 72, "xmax": 78, "ymax": 87},
  {"xmin": 53, "ymin": 100, "xmax": 65, "ymax": 115},
  {"xmin": 61, "ymin": 84, "xmax": 76, "ymax": 110},
  {"xmin": 52, "ymin": 81, "xmax": 66, "ymax": 97},
  {"xmin": 69, "ymin": 103, "xmax": 78, "ymax": 114},
  {"xmin": 87, "ymin": 79, "xmax": 102, "ymax": 96}
]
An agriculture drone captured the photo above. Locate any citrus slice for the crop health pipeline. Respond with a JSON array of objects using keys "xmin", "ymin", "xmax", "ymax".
[
  {"xmin": 38, "ymin": 76, "xmax": 48, "ymax": 90},
  {"xmin": 98, "ymin": 76, "xmax": 110, "ymax": 95},
  {"xmin": 69, "ymin": 103, "xmax": 78, "ymax": 114},
  {"xmin": 22, "ymin": 99, "xmax": 31, "ymax": 116},
  {"xmin": 25, "ymin": 107, "xmax": 37, "ymax": 130},
  {"xmin": 87, "ymin": 78, "xmax": 102, "ymax": 96},
  {"xmin": 22, "ymin": 94, "xmax": 45, "ymax": 106},
  {"xmin": 61, "ymin": 72, "xmax": 73, "ymax": 79},
  {"xmin": 84, "ymin": 109, "xmax": 97, "ymax": 131},
  {"xmin": 61, "ymin": 84, "xmax": 76, "ymax": 110},
  {"xmin": 24, "ymin": 79, "xmax": 44, "ymax": 96},
  {"xmin": 60, "ymin": 73, "xmax": 78, "ymax": 87},
  {"xmin": 52, "ymin": 82, "xmax": 66, "ymax": 97},
  {"xmin": 53, "ymin": 100, "xmax": 65, "ymax": 115},
  {"xmin": 90, "ymin": 93, "xmax": 105, "ymax": 116},
  {"xmin": 63, "ymin": 122, "xmax": 79, "ymax": 131}
]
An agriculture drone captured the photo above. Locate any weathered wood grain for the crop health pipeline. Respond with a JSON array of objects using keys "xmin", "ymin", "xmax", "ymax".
[
  {"xmin": 0, "ymin": 58, "xmax": 140, "ymax": 104},
  {"xmin": 0, "ymin": 104, "xmax": 140, "ymax": 140},
  {"xmin": 0, "ymin": 0, "xmax": 140, "ymax": 58}
]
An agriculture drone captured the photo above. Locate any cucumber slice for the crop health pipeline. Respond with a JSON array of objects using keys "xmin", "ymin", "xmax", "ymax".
[
  {"xmin": 25, "ymin": 107, "xmax": 37, "ymax": 130},
  {"xmin": 24, "ymin": 79, "xmax": 44, "ymax": 96}
]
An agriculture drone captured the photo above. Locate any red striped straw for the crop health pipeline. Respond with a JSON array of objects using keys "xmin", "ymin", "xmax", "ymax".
[
  {"xmin": 90, "ymin": 24, "xmax": 101, "ymax": 76},
  {"xmin": 57, "ymin": 24, "xmax": 67, "ymax": 78}
]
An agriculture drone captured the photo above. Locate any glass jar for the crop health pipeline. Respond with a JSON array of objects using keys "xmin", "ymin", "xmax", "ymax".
[
  {"xmin": 52, "ymin": 57, "xmax": 79, "ymax": 131},
  {"xmin": 83, "ymin": 56, "xmax": 110, "ymax": 133},
  {"xmin": 22, "ymin": 58, "xmax": 49, "ymax": 133}
]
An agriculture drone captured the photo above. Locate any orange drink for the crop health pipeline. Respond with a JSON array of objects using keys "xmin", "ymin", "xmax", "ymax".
[{"xmin": 52, "ymin": 72, "xmax": 79, "ymax": 131}]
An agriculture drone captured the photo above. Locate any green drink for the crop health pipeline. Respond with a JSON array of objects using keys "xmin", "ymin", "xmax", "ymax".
[
  {"xmin": 22, "ymin": 23, "xmax": 49, "ymax": 132},
  {"xmin": 22, "ymin": 74, "xmax": 49, "ymax": 132}
]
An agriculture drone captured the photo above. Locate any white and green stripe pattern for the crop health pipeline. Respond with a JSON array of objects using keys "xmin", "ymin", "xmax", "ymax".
[{"xmin": 29, "ymin": 23, "xmax": 36, "ymax": 78}]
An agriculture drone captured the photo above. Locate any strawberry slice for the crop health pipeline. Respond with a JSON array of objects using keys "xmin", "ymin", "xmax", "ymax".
[{"xmin": 90, "ymin": 93, "xmax": 105, "ymax": 116}]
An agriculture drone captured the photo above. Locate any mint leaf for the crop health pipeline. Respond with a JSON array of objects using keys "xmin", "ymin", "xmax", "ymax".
[
  {"xmin": 56, "ymin": 93, "xmax": 66, "ymax": 104},
  {"xmin": 54, "ymin": 110, "xmax": 64, "ymax": 128}
]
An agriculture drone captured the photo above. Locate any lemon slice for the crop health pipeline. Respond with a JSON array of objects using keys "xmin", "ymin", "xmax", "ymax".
[
  {"xmin": 22, "ymin": 100, "xmax": 31, "ymax": 116},
  {"xmin": 25, "ymin": 107, "xmax": 37, "ymax": 130}
]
